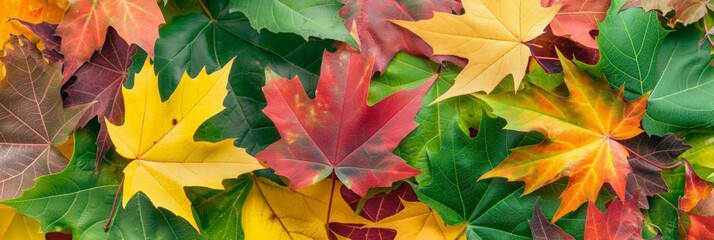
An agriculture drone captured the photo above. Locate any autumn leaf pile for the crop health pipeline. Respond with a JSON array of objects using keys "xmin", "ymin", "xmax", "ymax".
[{"xmin": 1, "ymin": 0, "xmax": 714, "ymax": 239}]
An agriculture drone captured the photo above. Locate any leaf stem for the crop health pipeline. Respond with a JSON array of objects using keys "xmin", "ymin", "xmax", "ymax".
[
  {"xmin": 104, "ymin": 177, "xmax": 124, "ymax": 232},
  {"xmin": 198, "ymin": 0, "xmax": 215, "ymax": 22},
  {"xmin": 324, "ymin": 175, "xmax": 337, "ymax": 236},
  {"xmin": 703, "ymin": 19, "xmax": 714, "ymax": 48},
  {"xmin": 622, "ymin": 145, "xmax": 683, "ymax": 170}
]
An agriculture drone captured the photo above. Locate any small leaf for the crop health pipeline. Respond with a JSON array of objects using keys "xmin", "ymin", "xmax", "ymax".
[
  {"xmin": 622, "ymin": 0, "xmax": 713, "ymax": 26},
  {"xmin": 542, "ymin": 0, "xmax": 610, "ymax": 49},
  {"xmin": 679, "ymin": 161, "xmax": 714, "ymax": 216},
  {"xmin": 679, "ymin": 212, "xmax": 714, "ymax": 239},
  {"xmin": 622, "ymin": 133, "xmax": 690, "ymax": 208},
  {"xmin": 529, "ymin": 200, "xmax": 574, "ymax": 240}
]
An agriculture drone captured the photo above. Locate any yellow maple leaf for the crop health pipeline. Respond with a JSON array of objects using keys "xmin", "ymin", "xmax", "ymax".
[
  {"xmin": 106, "ymin": 59, "xmax": 264, "ymax": 230},
  {"xmin": 243, "ymin": 177, "xmax": 465, "ymax": 240},
  {"xmin": 0, "ymin": 205, "xmax": 44, "ymax": 240},
  {"xmin": 392, "ymin": 0, "xmax": 560, "ymax": 102}
]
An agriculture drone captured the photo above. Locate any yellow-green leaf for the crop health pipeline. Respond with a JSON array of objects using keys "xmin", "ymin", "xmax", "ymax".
[{"xmin": 106, "ymin": 58, "xmax": 264, "ymax": 230}]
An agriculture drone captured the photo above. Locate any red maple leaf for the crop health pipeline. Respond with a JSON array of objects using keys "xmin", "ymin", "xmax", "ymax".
[{"xmin": 256, "ymin": 48, "xmax": 433, "ymax": 196}]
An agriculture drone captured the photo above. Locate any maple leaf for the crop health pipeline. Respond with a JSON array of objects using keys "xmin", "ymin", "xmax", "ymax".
[
  {"xmin": 106, "ymin": 58, "xmax": 264, "ymax": 229},
  {"xmin": 63, "ymin": 27, "xmax": 137, "ymax": 170},
  {"xmin": 57, "ymin": 0, "xmax": 164, "ymax": 81},
  {"xmin": 529, "ymin": 200, "xmax": 574, "ymax": 240},
  {"xmin": 477, "ymin": 52, "xmax": 648, "ymax": 221},
  {"xmin": 541, "ymin": 0, "xmax": 609, "ymax": 49},
  {"xmin": 622, "ymin": 0, "xmax": 713, "ymax": 26},
  {"xmin": 256, "ymin": 49, "xmax": 431, "ymax": 197},
  {"xmin": 585, "ymin": 195, "xmax": 644, "ymax": 239},
  {"xmin": 622, "ymin": 133, "xmax": 690, "ymax": 208},
  {"xmin": 679, "ymin": 161, "xmax": 714, "ymax": 216},
  {"xmin": 0, "ymin": 36, "xmax": 89, "ymax": 200},
  {"xmin": 339, "ymin": 0, "xmax": 464, "ymax": 72},
  {"xmin": 0, "ymin": 205, "xmax": 44, "ymax": 240},
  {"xmin": 392, "ymin": 0, "xmax": 560, "ymax": 101},
  {"xmin": 242, "ymin": 176, "xmax": 464, "ymax": 239}
]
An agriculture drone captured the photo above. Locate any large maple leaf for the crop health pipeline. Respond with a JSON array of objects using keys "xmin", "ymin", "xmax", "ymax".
[
  {"xmin": 256, "ymin": 48, "xmax": 431, "ymax": 197},
  {"xmin": 57, "ymin": 0, "xmax": 164, "ymax": 81},
  {"xmin": 106, "ymin": 58, "xmax": 264, "ymax": 229},
  {"xmin": 393, "ymin": 0, "xmax": 560, "ymax": 101},
  {"xmin": 542, "ymin": 0, "xmax": 610, "ymax": 49},
  {"xmin": 0, "ymin": 36, "xmax": 89, "ymax": 200},
  {"xmin": 478, "ymin": 53, "xmax": 648, "ymax": 221},
  {"xmin": 339, "ymin": 0, "xmax": 464, "ymax": 73}
]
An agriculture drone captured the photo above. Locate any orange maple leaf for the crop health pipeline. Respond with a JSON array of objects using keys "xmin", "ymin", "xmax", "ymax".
[{"xmin": 477, "ymin": 52, "xmax": 648, "ymax": 221}]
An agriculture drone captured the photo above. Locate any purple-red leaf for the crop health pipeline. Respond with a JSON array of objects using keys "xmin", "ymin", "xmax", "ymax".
[
  {"xmin": 256, "ymin": 48, "xmax": 431, "ymax": 196},
  {"xmin": 339, "ymin": 0, "xmax": 464, "ymax": 73},
  {"xmin": 622, "ymin": 133, "xmax": 690, "ymax": 208},
  {"xmin": 585, "ymin": 195, "xmax": 644, "ymax": 240},
  {"xmin": 15, "ymin": 20, "xmax": 62, "ymax": 64},
  {"xmin": 341, "ymin": 183, "xmax": 418, "ymax": 222},
  {"xmin": 62, "ymin": 27, "xmax": 136, "ymax": 169},
  {"xmin": 528, "ymin": 26, "xmax": 600, "ymax": 73},
  {"xmin": 0, "ymin": 36, "xmax": 89, "ymax": 200},
  {"xmin": 529, "ymin": 200, "xmax": 575, "ymax": 240}
]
